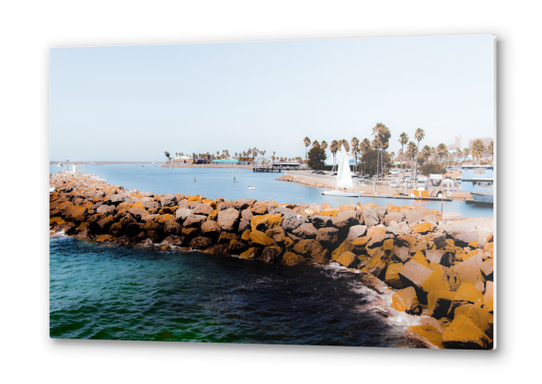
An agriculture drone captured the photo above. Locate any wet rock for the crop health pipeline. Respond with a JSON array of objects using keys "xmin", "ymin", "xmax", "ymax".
[
  {"xmin": 190, "ymin": 236, "xmax": 214, "ymax": 250},
  {"xmin": 283, "ymin": 251, "xmax": 306, "ymax": 266}
]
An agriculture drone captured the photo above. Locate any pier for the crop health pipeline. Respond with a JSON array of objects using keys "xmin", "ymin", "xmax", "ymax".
[{"xmin": 253, "ymin": 166, "xmax": 282, "ymax": 173}]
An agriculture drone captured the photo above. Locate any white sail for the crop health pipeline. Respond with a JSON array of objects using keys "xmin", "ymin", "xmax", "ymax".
[{"xmin": 336, "ymin": 145, "xmax": 353, "ymax": 189}]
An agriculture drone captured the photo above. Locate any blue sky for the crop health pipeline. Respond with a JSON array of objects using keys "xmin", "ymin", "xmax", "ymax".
[{"xmin": 49, "ymin": 35, "xmax": 494, "ymax": 161}]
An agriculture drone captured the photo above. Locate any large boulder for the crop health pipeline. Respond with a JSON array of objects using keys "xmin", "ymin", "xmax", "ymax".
[
  {"xmin": 282, "ymin": 213, "xmax": 307, "ymax": 232},
  {"xmin": 193, "ymin": 203, "xmax": 214, "ymax": 215},
  {"xmin": 96, "ymin": 205, "xmax": 116, "ymax": 217},
  {"xmin": 316, "ymin": 227, "xmax": 339, "ymax": 246},
  {"xmin": 346, "ymin": 225, "xmax": 367, "ymax": 241},
  {"xmin": 160, "ymin": 194, "xmax": 177, "ymax": 207},
  {"xmin": 283, "ymin": 251, "xmax": 306, "ymax": 266},
  {"xmin": 217, "ymin": 208, "xmax": 240, "ymax": 231},
  {"xmin": 292, "ymin": 223, "xmax": 318, "ymax": 239},
  {"xmin": 251, "ymin": 213, "xmax": 283, "ymax": 232},
  {"xmin": 233, "ymin": 198, "xmax": 255, "ymax": 210},
  {"xmin": 363, "ymin": 207, "xmax": 379, "ymax": 226},
  {"xmin": 311, "ymin": 215, "xmax": 333, "ymax": 229},
  {"xmin": 398, "ymin": 259, "xmax": 433, "ymax": 293},
  {"xmin": 292, "ymin": 239, "xmax": 329, "ymax": 264},
  {"xmin": 183, "ymin": 214, "xmax": 207, "ymax": 228},
  {"xmin": 331, "ymin": 210, "xmax": 359, "ymax": 230},
  {"xmin": 442, "ymin": 314, "xmax": 492, "ymax": 349}
]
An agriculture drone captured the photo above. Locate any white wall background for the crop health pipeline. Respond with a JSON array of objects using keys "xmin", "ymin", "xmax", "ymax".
[{"xmin": 0, "ymin": 1, "xmax": 537, "ymax": 382}]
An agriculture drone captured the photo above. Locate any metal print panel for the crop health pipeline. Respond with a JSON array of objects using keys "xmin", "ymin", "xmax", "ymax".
[{"xmin": 49, "ymin": 35, "xmax": 495, "ymax": 349}]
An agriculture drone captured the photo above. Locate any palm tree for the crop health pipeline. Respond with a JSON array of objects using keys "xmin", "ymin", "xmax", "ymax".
[
  {"xmin": 330, "ymin": 140, "xmax": 339, "ymax": 170},
  {"xmin": 399, "ymin": 132, "xmax": 408, "ymax": 177},
  {"xmin": 414, "ymin": 128, "xmax": 425, "ymax": 180},
  {"xmin": 339, "ymin": 139, "xmax": 350, "ymax": 153},
  {"xmin": 303, "ymin": 137, "xmax": 311, "ymax": 159},
  {"xmin": 350, "ymin": 137, "xmax": 360, "ymax": 172},
  {"xmin": 436, "ymin": 143, "xmax": 448, "ymax": 164},
  {"xmin": 360, "ymin": 138, "xmax": 371, "ymax": 176},
  {"xmin": 321, "ymin": 140, "xmax": 328, "ymax": 154},
  {"xmin": 372, "ymin": 123, "xmax": 391, "ymax": 181},
  {"xmin": 406, "ymin": 142, "xmax": 418, "ymax": 180},
  {"xmin": 470, "ymin": 139, "xmax": 486, "ymax": 164},
  {"xmin": 422, "ymin": 145, "xmax": 432, "ymax": 164}
]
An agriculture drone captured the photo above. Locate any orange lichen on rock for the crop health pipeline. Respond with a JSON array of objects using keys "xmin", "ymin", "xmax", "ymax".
[
  {"xmin": 410, "ymin": 222, "xmax": 435, "ymax": 234},
  {"xmin": 251, "ymin": 213, "xmax": 283, "ymax": 232}
]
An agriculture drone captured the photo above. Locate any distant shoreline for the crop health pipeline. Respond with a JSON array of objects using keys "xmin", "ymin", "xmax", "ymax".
[{"xmin": 50, "ymin": 161, "xmax": 165, "ymax": 165}]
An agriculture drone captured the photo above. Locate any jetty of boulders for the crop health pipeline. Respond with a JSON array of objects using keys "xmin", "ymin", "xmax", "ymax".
[{"xmin": 49, "ymin": 171, "xmax": 494, "ymax": 349}]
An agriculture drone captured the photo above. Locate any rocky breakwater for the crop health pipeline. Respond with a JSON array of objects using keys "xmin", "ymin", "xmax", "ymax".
[{"xmin": 49, "ymin": 171, "xmax": 494, "ymax": 349}]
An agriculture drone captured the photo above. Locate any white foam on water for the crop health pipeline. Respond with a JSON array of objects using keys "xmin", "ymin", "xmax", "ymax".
[{"xmin": 315, "ymin": 262, "xmax": 421, "ymax": 330}]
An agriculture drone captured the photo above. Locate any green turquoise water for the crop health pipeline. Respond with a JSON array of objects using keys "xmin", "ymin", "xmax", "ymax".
[{"xmin": 50, "ymin": 237, "xmax": 414, "ymax": 346}]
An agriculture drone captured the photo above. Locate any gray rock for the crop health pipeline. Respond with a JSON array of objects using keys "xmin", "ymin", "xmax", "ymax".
[
  {"xmin": 292, "ymin": 223, "xmax": 318, "ymax": 239},
  {"xmin": 96, "ymin": 205, "xmax": 116, "ymax": 216},
  {"xmin": 311, "ymin": 215, "xmax": 333, "ymax": 228},
  {"xmin": 282, "ymin": 213, "xmax": 307, "ymax": 232},
  {"xmin": 193, "ymin": 203, "xmax": 214, "ymax": 215},
  {"xmin": 128, "ymin": 208, "xmax": 149, "ymax": 221},
  {"xmin": 217, "ymin": 207, "xmax": 240, "ymax": 231},
  {"xmin": 144, "ymin": 201, "xmax": 161, "ymax": 210},
  {"xmin": 183, "ymin": 214, "xmax": 207, "ymax": 228},
  {"xmin": 398, "ymin": 259, "xmax": 433, "ymax": 290},
  {"xmin": 233, "ymin": 198, "xmax": 255, "ymax": 210},
  {"xmin": 316, "ymin": 227, "xmax": 339, "ymax": 245},
  {"xmin": 331, "ymin": 210, "xmax": 358, "ymax": 229},
  {"xmin": 363, "ymin": 207, "xmax": 379, "ymax": 226},
  {"xmin": 241, "ymin": 208, "xmax": 254, "ymax": 221},
  {"xmin": 110, "ymin": 194, "xmax": 130, "ymax": 205},
  {"xmin": 160, "ymin": 194, "xmax": 177, "ymax": 207},
  {"xmin": 346, "ymin": 225, "xmax": 367, "ymax": 241},
  {"xmin": 375, "ymin": 206, "xmax": 387, "ymax": 221},
  {"xmin": 175, "ymin": 208, "xmax": 193, "ymax": 222}
]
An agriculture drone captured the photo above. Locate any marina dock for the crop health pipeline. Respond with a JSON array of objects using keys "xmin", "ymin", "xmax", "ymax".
[{"xmin": 253, "ymin": 166, "xmax": 282, "ymax": 173}]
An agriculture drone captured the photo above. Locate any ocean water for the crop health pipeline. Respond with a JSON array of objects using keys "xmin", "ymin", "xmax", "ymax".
[
  {"xmin": 50, "ymin": 236, "xmax": 417, "ymax": 346},
  {"xmin": 49, "ymin": 164, "xmax": 492, "ymax": 345},
  {"xmin": 49, "ymin": 164, "xmax": 493, "ymax": 218}
]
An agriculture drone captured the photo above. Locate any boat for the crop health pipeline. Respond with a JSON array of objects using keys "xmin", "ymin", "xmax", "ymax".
[
  {"xmin": 322, "ymin": 144, "xmax": 359, "ymax": 197},
  {"xmin": 460, "ymin": 164, "xmax": 494, "ymax": 205},
  {"xmin": 248, "ymin": 186, "xmax": 255, "ymax": 190},
  {"xmin": 470, "ymin": 192, "xmax": 493, "ymax": 204}
]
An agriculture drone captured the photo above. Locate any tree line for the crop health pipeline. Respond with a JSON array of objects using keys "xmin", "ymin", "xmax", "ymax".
[{"xmin": 304, "ymin": 124, "xmax": 494, "ymax": 179}]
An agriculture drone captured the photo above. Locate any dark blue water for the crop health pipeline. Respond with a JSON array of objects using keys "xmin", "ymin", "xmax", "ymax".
[
  {"xmin": 50, "ymin": 237, "xmax": 413, "ymax": 346},
  {"xmin": 49, "ymin": 164, "xmax": 493, "ymax": 218}
]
